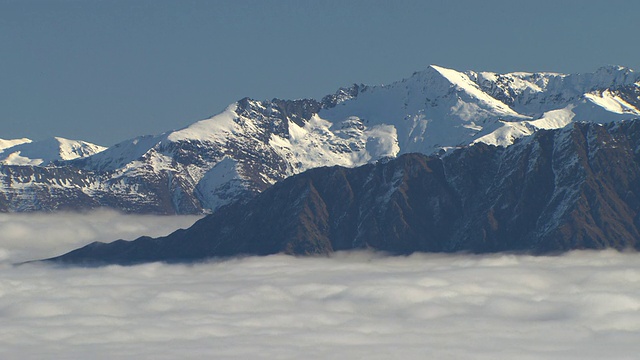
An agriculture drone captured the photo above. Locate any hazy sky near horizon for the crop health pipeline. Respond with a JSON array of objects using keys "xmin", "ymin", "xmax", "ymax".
[{"xmin": 2, "ymin": 0, "xmax": 640, "ymax": 145}]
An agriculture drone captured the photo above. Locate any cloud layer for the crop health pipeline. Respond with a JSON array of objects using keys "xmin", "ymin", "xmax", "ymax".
[
  {"xmin": 0, "ymin": 210, "xmax": 202, "ymax": 263},
  {"xmin": 2, "ymin": 241, "xmax": 640, "ymax": 359}
]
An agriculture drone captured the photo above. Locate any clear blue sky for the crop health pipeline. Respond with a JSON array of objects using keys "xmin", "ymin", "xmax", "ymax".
[{"xmin": 2, "ymin": 0, "xmax": 640, "ymax": 145}]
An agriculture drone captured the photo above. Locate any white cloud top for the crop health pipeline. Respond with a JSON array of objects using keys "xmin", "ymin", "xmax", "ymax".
[{"xmin": 1, "ymin": 215, "xmax": 639, "ymax": 359}]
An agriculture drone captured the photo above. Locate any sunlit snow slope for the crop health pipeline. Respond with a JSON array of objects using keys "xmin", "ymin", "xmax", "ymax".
[
  {"xmin": 0, "ymin": 138, "xmax": 32, "ymax": 151},
  {"xmin": 0, "ymin": 137, "xmax": 106, "ymax": 166}
]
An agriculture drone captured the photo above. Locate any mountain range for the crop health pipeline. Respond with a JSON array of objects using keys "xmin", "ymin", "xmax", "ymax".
[
  {"xmin": 49, "ymin": 119, "xmax": 640, "ymax": 265},
  {"xmin": 2, "ymin": 65, "xmax": 640, "ymax": 214}
]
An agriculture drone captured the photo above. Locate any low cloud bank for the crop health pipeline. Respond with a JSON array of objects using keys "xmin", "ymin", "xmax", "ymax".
[
  {"xmin": 2, "ymin": 249, "xmax": 640, "ymax": 359},
  {"xmin": 0, "ymin": 210, "xmax": 202, "ymax": 263}
]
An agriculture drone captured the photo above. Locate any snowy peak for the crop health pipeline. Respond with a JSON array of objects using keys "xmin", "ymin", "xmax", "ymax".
[
  {"xmin": 426, "ymin": 64, "xmax": 523, "ymax": 117},
  {"xmin": 320, "ymin": 84, "xmax": 363, "ymax": 108},
  {"xmin": 0, "ymin": 137, "xmax": 106, "ymax": 166},
  {"xmin": 466, "ymin": 70, "xmax": 549, "ymax": 106},
  {"xmin": 0, "ymin": 138, "xmax": 32, "ymax": 151},
  {"xmin": 53, "ymin": 137, "xmax": 107, "ymax": 161},
  {"xmin": 468, "ymin": 65, "xmax": 640, "ymax": 108},
  {"xmin": 167, "ymin": 103, "xmax": 241, "ymax": 143},
  {"xmin": 72, "ymin": 133, "xmax": 168, "ymax": 172},
  {"xmin": 317, "ymin": 64, "xmax": 531, "ymax": 155},
  {"xmin": 316, "ymin": 64, "xmax": 640, "ymax": 155},
  {"xmin": 590, "ymin": 65, "xmax": 638, "ymax": 88}
]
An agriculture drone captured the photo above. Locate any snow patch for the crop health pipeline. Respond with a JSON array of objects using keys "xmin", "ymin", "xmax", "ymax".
[
  {"xmin": 195, "ymin": 157, "xmax": 247, "ymax": 211},
  {"xmin": 364, "ymin": 125, "xmax": 400, "ymax": 159},
  {"xmin": 168, "ymin": 104, "xmax": 240, "ymax": 143},
  {"xmin": 584, "ymin": 90, "xmax": 640, "ymax": 115},
  {"xmin": 0, "ymin": 138, "xmax": 31, "ymax": 151},
  {"xmin": 528, "ymin": 105, "xmax": 577, "ymax": 130},
  {"xmin": 2, "ymin": 151, "xmax": 43, "ymax": 166},
  {"xmin": 473, "ymin": 121, "xmax": 535, "ymax": 147}
]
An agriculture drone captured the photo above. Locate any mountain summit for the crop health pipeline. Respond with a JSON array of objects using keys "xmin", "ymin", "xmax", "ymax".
[{"xmin": 2, "ymin": 65, "xmax": 640, "ymax": 214}]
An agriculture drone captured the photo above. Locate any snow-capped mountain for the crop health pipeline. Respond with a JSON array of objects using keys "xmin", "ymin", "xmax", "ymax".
[
  {"xmin": 2, "ymin": 65, "xmax": 640, "ymax": 214},
  {"xmin": 0, "ymin": 137, "xmax": 106, "ymax": 166},
  {"xmin": 319, "ymin": 65, "xmax": 640, "ymax": 152},
  {"xmin": 48, "ymin": 120, "xmax": 640, "ymax": 265}
]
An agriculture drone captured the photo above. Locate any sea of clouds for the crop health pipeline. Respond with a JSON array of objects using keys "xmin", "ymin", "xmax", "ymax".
[
  {"xmin": 0, "ymin": 210, "xmax": 202, "ymax": 263},
  {"xmin": 1, "ymin": 211, "xmax": 640, "ymax": 359}
]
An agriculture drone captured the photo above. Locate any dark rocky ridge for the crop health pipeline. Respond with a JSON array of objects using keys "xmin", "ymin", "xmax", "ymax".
[{"xmin": 48, "ymin": 119, "xmax": 640, "ymax": 265}]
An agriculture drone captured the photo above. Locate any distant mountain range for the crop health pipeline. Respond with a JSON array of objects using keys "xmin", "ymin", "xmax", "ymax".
[
  {"xmin": 49, "ymin": 120, "xmax": 640, "ymax": 265},
  {"xmin": 0, "ymin": 137, "xmax": 106, "ymax": 166},
  {"xmin": 2, "ymin": 65, "xmax": 640, "ymax": 214}
]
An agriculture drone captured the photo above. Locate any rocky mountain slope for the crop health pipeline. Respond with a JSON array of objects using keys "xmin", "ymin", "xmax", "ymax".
[
  {"xmin": 48, "ymin": 119, "xmax": 640, "ymax": 265},
  {"xmin": 3, "ymin": 65, "xmax": 640, "ymax": 214}
]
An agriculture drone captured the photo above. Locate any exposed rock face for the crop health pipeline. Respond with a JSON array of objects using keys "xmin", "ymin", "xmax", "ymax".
[{"xmin": 49, "ymin": 120, "xmax": 640, "ymax": 265}]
